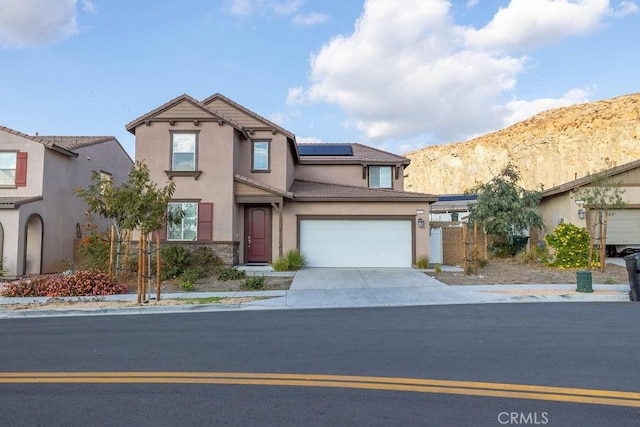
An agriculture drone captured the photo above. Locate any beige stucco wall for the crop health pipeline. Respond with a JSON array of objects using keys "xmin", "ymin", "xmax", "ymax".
[
  {"xmin": 294, "ymin": 164, "xmax": 405, "ymax": 189},
  {"xmin": 135, "ymin": 121, "xmax": 236, "ymax": 241},
  {"xmin": 38, "ymin": 142, "xmax": 133, "ymax": 273},
  {"xmin": 279, "ymin": 201, "xmax": 430, "ymax": 263},
  {"xmin": 540, "ymin": 184, "xmax": 640, "ymax": 241},
  {"xmin": 0, "ymin": 133, "xmax": 45, "ymax": 197},
  {"xmin": 1, "ymin": 133, "xmax": 132, "ymax": 275},
  {"xmin": 234, "ymin": 130, "xmax": 291, "ymax": 192}
]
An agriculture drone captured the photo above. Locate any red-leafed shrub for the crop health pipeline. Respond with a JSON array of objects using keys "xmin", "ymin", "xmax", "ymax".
[{"xmin": 1, "ymin": 271, "xmax": 129, "ymax": 297}]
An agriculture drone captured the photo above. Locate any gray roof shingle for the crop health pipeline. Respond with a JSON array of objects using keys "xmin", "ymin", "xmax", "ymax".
[{"xmin": 290, "ymin": 179, "xmax": 435, "ymax": 202}]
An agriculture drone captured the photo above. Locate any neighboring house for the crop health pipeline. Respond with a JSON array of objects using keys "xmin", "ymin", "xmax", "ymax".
[
  {"xmin": 0, "ymin": 126, "xmax": 133, "ymax": 277},
  {"xmin": 539, "ymin": 159, "xmax": 640, "ymax": 256},
  {"xmin": 126, "ymin": 93, "xmax": 436, "ymax": 267}
]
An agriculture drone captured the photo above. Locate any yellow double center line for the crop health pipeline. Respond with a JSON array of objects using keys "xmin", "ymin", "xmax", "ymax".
[{"xmin": 1, "ymin": 372, "xmax": 639, "ymax": 408}]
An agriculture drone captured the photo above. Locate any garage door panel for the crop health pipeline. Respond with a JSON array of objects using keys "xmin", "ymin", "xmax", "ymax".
[
  {"xmin": 601, "ymin": 209, "xmax": 640, "ymax": 245},
  {"xmin": 300, "ymin": 220, "xmax": 412, "ymax": 267}
]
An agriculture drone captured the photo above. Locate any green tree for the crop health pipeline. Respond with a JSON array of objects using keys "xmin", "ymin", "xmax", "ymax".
[
  {"xmin": 75, "ymin": 161, "xmax": 176, "ymax": 280},
  {"xmin": 467, "ymin": 162, "xmax": 544, "ymax": 256},
  {"xmin": 577, "ymin": 161, "xmax": 626, "ymax": 271}
]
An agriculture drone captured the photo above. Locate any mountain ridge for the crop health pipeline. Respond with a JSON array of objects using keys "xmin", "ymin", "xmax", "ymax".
[{"xmin": 404, "ymin": 93, "xmax": 640, "ymax": 194}]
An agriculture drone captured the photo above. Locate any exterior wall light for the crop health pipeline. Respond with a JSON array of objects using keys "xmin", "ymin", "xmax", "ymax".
[
  {"xmin": 417, "ymin": 218, "xmax": 425, "ymax": 228},
  {"xmin": 578, "ymin": 208, "xmax": 586, "ymax": 220}
]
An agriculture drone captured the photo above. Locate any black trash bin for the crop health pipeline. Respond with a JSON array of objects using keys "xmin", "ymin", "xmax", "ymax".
[{"xmin": 623, "ymin": 252, "xmax": 640, "ymax": 301}]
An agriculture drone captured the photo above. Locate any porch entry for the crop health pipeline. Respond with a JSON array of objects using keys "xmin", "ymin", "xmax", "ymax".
[{"xmin": 245, "ymin": 206, "xmax": 271, "ymax": 264}]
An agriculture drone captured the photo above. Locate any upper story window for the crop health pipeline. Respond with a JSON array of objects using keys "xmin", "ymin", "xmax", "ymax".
[
  {"xmin": 0, "ymin": 152, "xmax": 16, "ymax": 186},
  {"xmin": 0, "ymin": 151, "xmax": 26, "ymax": 187},
  {"xmin": 252, "ymin": 141, "xmax": 270, "ymax": 172},
  {"xmin": 171, "ymin": 132, "xmax": 197, "ymax": 171},
  {"xmin": 369, "ymin": 166, "xmax": 393, "ymax": 189}
]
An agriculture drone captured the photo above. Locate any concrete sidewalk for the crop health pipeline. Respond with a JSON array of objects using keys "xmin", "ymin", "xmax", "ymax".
[{"xmin": 0, "ymin": 266, "xmax": 633, "ymax": 318}]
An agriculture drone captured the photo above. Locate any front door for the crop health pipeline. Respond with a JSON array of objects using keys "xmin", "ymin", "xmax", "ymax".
[{"xmin": 246, "ymin": 206, "xmax": 271, "ymax": 263}]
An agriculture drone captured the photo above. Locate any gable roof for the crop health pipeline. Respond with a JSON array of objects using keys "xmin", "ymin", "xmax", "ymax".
[
  {"xmin": 125, "ymin": 93, "xmax": 245, "ymax": 135},
  {"xmin": 289, "ymin": 179, "xmax": 435, "ymax": 202},
  {"xmin": 297, "ymin": 143, "xmax": 410, "ymax": 165},
  {"xmin": 542, "ymin": 158, "xmax": 640, "ymax": 198},
  {"xmin": 202, "ymin": 93, "xmax": 295, "ymax": 140},
  {"xmin": 1, "ymin": 125, "xmax": 77, "ymax": 157}
]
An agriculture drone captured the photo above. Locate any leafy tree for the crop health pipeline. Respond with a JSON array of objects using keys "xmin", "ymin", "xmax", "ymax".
[
  {"xmin": 75, "ymin": 161, "xmax": 176, "ymax": 278},
  {"xmin": 577, "ymin": 161, "xmax": 626, "ymax": 271},
  {"xmin": 467, "ymin": 162, "xmax": 544, "ymax": 256}
]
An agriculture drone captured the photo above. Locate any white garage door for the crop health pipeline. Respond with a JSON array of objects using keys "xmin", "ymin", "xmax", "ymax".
[
  {"xmin": 604, "ymin": 209, "xmax": 640, "ymax": 245},
  {"xmin": 299, "ymin": 219, "xmax": 412, "ymax": 267}
]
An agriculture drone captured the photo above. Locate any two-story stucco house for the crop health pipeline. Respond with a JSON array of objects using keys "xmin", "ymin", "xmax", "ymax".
[
  {"xmin": 126, "ymin": 93, "xmax": 436, "ymax": 267},
  {"xmin": 0, "ymin": 126, "xmax": 133, "ymax": 277}
]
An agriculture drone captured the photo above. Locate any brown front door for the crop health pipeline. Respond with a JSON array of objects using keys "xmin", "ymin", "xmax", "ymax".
[{"xmin": 246, "ymin": 206, "xmax": 271, "ymax": 263}]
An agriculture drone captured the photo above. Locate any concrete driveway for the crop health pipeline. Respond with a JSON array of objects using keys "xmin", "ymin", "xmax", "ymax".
[{"xmin": 290, "ymin": 268, "xmax": 447, "ymax": 290}]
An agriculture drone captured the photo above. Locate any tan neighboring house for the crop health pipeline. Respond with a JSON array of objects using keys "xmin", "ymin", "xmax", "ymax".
[
  {"xmin": 0, "ymin": 126, "xmax": 133, "ymax": 277},
  {"xmin": 539, "ymin": 159, "xmax": 640, "ymax": 256},
  {"xmin": 126, "ymin": 93, "xmax": 435, "ymax": 267}
]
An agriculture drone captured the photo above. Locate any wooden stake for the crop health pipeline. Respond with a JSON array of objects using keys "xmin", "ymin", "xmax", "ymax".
[
  {"xmin": 137, "ymin": 233, "xmax": 142, "ymax": 304},
  {"xmin": 109, "ymin": 225, "xmax": 115, "ymax": 280},
  {"xmin": 462, "ymin": 224, "xmax": 468, "ymax": 275},
  {"xmin": 601, "ymin": 211, "xmax": 608, "ymax": 272},
  {"xmin": 473, "ymin": 222, "xmax": 478, "ymax": 275},
  {"xmin": 156, "ymin": 232, "xmax": 161, "ymax": 301}
]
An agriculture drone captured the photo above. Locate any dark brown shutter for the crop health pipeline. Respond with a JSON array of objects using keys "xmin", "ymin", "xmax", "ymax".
[
  {"xmin": 197, "ymin": 202, "xmax": 213, "ymax": 241},
  {"xmin": 15, "ymin": 152, "xmax": 27, "ymax": 187},
  {"xmin": 158, "ymin": 214, "xmax": 167, "ymax": 241}
]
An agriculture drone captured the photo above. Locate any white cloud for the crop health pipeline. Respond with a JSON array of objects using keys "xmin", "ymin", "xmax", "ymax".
[
  {"xmin": 502, "ymin": 88, "xmax": 592, "ymax": 127},
  {"xmin": 0, "ymin": 0, "xmax": 80, "ymax": 48},
  {"xmin": 466, "ymin": 0, "xmax": 480, "ymax": 7},
  {"xmin": 287, "ymin": 86, "xmax": 305, "ymax": 104},
  {"xmin": 294, "ymin": 0, "xmax": 627, "ymax": 146},
  {"xmin": 293, "ymin": 12, "xmax": 329, "ymax": 26},
  {"xmin": 226, "ymin": 0, "xmax": 303, "ymax": 17},
  {"xmin": 82, "ymin": 0, "xmax": 97, "ymax": 14},
  {"xmin": 609, "ymin": 0, "xmax": 639, "ymax": 16},
  {"xmin": 464, "ymin": 0, "xmax": 610, "ymax": 51}
]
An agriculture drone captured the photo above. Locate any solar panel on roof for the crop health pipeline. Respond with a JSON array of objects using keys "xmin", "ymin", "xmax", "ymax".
[{"xmin": 298, "ymin": 144, "xmax": 353, "ymax": 156}]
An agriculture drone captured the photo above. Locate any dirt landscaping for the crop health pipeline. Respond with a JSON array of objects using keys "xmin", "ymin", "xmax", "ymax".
[{"xmin": 427, "ymin": 257, "xmax": 630, "ymax": 286}]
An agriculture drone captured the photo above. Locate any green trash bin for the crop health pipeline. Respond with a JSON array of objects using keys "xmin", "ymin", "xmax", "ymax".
[{"xmin": 576, "ymin": 270, "xmax": 593, "ymax": 293}]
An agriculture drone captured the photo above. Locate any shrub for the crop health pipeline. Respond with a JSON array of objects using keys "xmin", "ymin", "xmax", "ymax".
[
  {"xmin": 0, "ymin": 256, "xmax": 8, "ymax": 277},
  {"xmin": 78, "ymin": 223, "xmax": 111, "ymax": 272},
  {"xmin": 216, "ymin": 266, "xmax": 246, "ymax": 281},
  {"xmin": 544, "ymin": 223, "xmax": 596, "ymax": 269},
  {"xmin": 160, "ymin": 245, "xmax": 223, "ymax": 281},
  {"xmin": 478, "ymin": 258, "xmax": 489, "ymax": 268},
  {"xmin": 243, "ymin": 275, "xmax": 266, "ymax": 289},
  {"xmin": 160, "ymin": 245, "xmax": 191, "ymax": 280},
  {"xmin": 1, "ymin": 271, "xmax": 128, "ymax": 297},
  {"xmin": 415, "ymin": 256, "xmax": 430, "ymax": 269},
  {"xmin": 177, "ymin": 279, "xmax": 196, "ymax": 292},
  {"xmin": 514, "ymin": 247, "xmax": 550, "ymax": 265},
  {"xmin": 272, "ymin": 249, "xmax": 306, "ymax": 271},
  {"xmin": 434, "ymin": 264, "xmax": 442, "ymax": 273}
]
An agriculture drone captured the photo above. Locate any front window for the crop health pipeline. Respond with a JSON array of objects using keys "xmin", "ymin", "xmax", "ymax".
[
  {"xmin": 167, "ymin": 202, "xmax": 197, "ymax": 241},
  {"xmin": 171, "ymin": 133, "xmax": 197, "ymax": 171},
  {"xmin": 252, "ymin": 141, "xmax": 270, "ymax": 171},
  {"xmin": 369, "ymin": 166, "xmax": 392, "ymax": 188},
  {"xmin": 0, "ymin": 152, "xmax": 16, "ymax": 186}
]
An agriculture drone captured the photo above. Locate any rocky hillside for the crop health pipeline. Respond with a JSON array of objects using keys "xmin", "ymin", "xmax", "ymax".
[{"xmin": 404, "ymin": 93, "xmax": 640, "ymax": 194}]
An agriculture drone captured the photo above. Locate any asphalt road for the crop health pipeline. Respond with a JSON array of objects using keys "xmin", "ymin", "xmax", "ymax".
[{"xmin": 1, "ymin": 303, "xmax": 639, "ymax": 426}]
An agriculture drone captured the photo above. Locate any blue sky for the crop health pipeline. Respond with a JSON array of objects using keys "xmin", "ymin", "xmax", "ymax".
[{"xmin": 0, "ymin": 0, "xmax": 638, "ymax": 157}]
